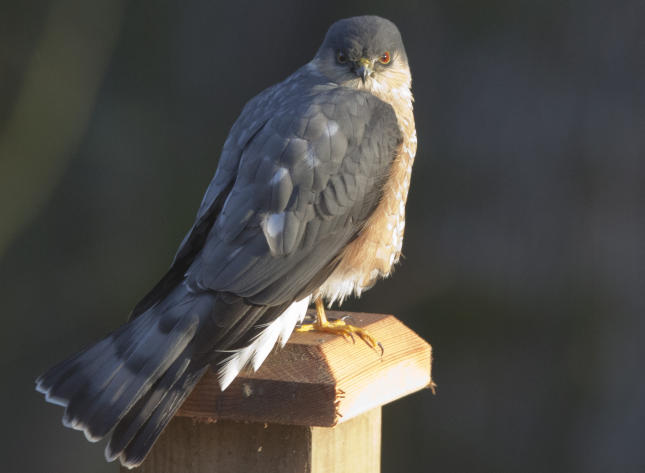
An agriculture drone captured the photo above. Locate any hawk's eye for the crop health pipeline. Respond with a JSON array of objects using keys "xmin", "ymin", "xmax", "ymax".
[
  {"xmin": 379, "ymin": 51, "xmax": 391, "ymax": 65},
  {"xmin": 336, "ymin": 51, "xmax": 348, "ymax": 64}
]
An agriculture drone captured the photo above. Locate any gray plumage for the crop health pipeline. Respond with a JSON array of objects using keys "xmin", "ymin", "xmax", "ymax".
[
  {"xmin": 319, "ymin": 15, "xmax": 407, "ymax": 64},
  {"xmin": 36, "ymin": 15, "xmax": 411, "ymax": 469},
  {"xmin": 188, "ymin": 84, "xmax": 400, "ymax": 304}
]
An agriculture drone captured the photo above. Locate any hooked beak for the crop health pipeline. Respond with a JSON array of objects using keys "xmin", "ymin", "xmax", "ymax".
[{"xmin": 353, "ymin": 57, "xmax": 373, "ymax": 84}]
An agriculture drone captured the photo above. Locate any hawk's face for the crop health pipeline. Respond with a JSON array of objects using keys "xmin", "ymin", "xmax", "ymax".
[{"xmin": 312, "ymin": 16, "xmax": 412, "ymax": 98}]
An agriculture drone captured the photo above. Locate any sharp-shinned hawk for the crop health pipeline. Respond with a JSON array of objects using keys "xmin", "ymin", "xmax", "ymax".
[{"xmin": 36, "ymin": 15, "xmax": 417, "ymax": 468}]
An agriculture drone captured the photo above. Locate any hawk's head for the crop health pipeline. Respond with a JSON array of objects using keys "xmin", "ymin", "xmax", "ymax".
[{"xmin": 313, "ymin": 16, "xmax": 411, "ymax": 96}]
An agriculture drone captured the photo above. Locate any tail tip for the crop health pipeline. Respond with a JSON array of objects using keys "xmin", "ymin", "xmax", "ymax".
[{"xmin": 35, "ymin": 381, "xmax": 70, "ymax": 409}]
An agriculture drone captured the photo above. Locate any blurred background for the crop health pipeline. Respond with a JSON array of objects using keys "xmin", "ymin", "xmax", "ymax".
[{"xmin": 2, "ymin": 0, "xmax": 644, "ymax": 471}]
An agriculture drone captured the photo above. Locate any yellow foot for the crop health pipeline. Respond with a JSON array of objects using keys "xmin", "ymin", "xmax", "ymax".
[{"xmin": 296, "ymin": 299, "xmax": 383, "ymax": 356}]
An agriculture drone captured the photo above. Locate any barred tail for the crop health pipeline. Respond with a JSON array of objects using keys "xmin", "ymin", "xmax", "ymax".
[{"xmin": 35, "ymin": 284, "xmax": 216, "ymax": 468}]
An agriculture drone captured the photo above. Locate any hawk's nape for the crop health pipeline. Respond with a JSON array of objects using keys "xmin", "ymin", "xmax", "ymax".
[{"xmin": 36, "ymin": 15, "xmax": 415, "ymax": 469}]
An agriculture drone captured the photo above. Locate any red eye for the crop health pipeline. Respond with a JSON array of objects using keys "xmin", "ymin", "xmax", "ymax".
[{"xmin": 379, "ymin": 51, "xmax": 391, "ymax": 64}]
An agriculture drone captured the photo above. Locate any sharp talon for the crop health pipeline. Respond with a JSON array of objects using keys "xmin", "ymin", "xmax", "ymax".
[{"xmin": 298, "ymin": 299, "xmax": 382, "ymax": 353}]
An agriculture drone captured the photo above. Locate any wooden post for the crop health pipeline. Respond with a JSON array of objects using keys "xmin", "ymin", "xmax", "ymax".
[{"xmin": 125, "ymin": 312, "xmax": 433, "ymax": 473}]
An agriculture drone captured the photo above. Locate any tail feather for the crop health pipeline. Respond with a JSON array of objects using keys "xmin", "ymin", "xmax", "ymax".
[
  {"xmin": 35, "ymin": 325, "xmax": 130, "ymax": 397},
  {"xmin": 35, "ymin": 284, "xmax": 301, "ymax": 468},
  {"xmin": 36, "ymin": 337, "xmax": 113, "ymax": 408},
  {"xmin": 105, "ymin": 352, "xmax": 193, "ymax": 461},
  {"xmin": 78, "ymin": 313, "xmax": 200, "ymax": 440},
  {"xmin": 114, "ymin": 364, "xmax": 209, "ymax": 468},
  {"xmin": 35, "ymin": 284, "xmax": 218, "ymax": 464}
]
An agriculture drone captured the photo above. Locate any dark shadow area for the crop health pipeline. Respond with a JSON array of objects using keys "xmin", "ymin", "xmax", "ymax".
[{"xmin": 2, "ymin": 0, "xmax": 644, "ymax": 472}]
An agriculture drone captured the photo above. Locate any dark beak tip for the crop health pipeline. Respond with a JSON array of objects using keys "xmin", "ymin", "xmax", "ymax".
[{"xmin": 356, "ymin": 66, "xmax": 370, "ymax": 83}]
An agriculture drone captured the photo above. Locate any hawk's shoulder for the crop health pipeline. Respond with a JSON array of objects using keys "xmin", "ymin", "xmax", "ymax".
[
  {"xmin": 132, "ymin": 68, "xmax": 404, "ymax": 316},
  {"xmin": 180, "ymin": 75, "xmax": 403, "ymax": 304}
]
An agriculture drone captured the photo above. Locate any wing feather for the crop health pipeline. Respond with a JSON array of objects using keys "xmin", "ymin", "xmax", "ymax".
[
  {"xmin": 132, "ymin": 70, "xmax": 402, "ymax": 315},
  {"xmin": 187, "ymin": 85, "xmax": 402, "ymax": 306}
]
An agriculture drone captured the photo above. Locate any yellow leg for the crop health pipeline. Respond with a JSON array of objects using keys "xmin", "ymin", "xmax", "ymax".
[{"xmin": 297, "ymin": 299, "xmax": 383, "ymax": 355}]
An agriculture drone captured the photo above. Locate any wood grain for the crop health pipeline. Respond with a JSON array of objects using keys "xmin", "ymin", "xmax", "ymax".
[
  {"xmin": 125, "ymin": 312, "xmax": 431, "ymax": 472},
  {"xmin": 126, "ymin": 408, "xmax": 381, "ymax": 473},
  {"xmin": 179, "ymin": 311, "xmax": 432, "ymax": 426},
  {"xmin": 128, "ymin": 416, "xmax": 312, "ymax": 473},
  {"xmin": 311, "ymin": 407, "xmax": 381, "ymax": 473}
]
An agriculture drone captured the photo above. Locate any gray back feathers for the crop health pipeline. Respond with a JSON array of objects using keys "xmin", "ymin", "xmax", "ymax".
[{"xmin": 36, "ymin": 15, "xmax": 409, "ymax": 469}]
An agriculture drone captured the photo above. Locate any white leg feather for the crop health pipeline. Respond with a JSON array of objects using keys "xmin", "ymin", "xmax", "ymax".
[{"xmin": 217, "ymin": 295, "xmax": 311, "ymax": 390}]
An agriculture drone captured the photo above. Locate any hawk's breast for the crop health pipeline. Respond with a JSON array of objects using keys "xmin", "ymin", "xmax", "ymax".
[{"xmin": 317, "ymin": 82, "xmax": 416, "ymax": 304}]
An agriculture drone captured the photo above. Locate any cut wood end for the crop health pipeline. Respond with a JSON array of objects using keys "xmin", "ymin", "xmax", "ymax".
[{"xmin": 179, "ymin": 312, "xmax": 432, "ymax": 427}]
